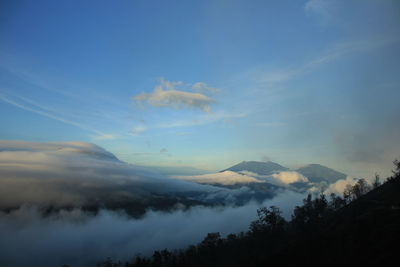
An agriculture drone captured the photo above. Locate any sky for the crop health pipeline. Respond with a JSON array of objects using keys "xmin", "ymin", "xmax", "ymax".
[{"xmin": 0, "ymin": 0, "xmax": 399, "ymax": 178}]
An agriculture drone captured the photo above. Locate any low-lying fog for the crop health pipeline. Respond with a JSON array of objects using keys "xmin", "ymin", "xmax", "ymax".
[{"xmin": 0, "ymin": 191, "xmax": 305, "ymax": 267}]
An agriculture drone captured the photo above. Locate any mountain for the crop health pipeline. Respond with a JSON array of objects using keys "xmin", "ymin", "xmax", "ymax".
[
  {"xmin": 221, "ymin": 161, "xmax": 347, "ymax": 186},
  {"xmin": 221, "ymin": 161, "xmax": 289, "ymax": 175},
  {"xmin": 296, "ymin": 163, "xmax": 346, "ymax": 184}
]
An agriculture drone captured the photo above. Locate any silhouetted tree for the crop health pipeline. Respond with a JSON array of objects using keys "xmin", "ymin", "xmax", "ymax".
[
  {"xmin": 161, "ymin": 249, "xmax": 171, "ymax": 265},
  {"xmin": 373, "ymin": 173, "xmax": 381, "ymax": 189},
  {"xmin": 152, "ymin": 251, "xmax": 162, "ymax": 267},
  {"xmin": 343, "ymin": 184, "xmax": 353, "ymax": 203},
  {"xmin": 314, "ymin": 193, "xmax": 328, "ymax": 216},
  {"xmin": 329, "ymin": 193, "xmax": 345, "ymax": 210},
  {"xmin": 352, "ymin": 178, "xmax": 371, "ymax": 199},
  {"xmin": 250, "ymin": 206, "xmax": 285, "ymax": 233},
  {"xmin": 391, "ymin": 159, "xmax": 400, "ymax": 179},
  {"xmin": 199, "ymin": 232, "xmax": 221, "ymax": 249}
]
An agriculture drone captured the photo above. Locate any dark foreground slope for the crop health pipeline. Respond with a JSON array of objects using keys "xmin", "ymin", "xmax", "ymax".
[
  {"xmin": 98, "ymin": 162, "xmax": 400, "ymax": 267},
  {"xmin": 277, "ymin": 176, "xmax": 400, "ymax": 267}
]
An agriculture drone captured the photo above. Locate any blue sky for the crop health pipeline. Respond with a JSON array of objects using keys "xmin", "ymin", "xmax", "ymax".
[{"xmin": 0, "ymin": 0, "xmax": 399, "ymax": 177}]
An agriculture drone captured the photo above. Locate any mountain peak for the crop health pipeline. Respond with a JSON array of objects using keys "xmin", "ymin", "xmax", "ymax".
[
  {"xmin": 221, "ymin": 161, "xmax": 289, "ymax": 176},
  {"xmin": 296, "ymin": 164, "xmax": 346, "ymax": 183}
]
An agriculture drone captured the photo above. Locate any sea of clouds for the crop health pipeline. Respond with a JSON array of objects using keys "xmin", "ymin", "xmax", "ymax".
[
  {"xmin": 1, "ymin": 140, "xmax": 358, "ymax": 266},
  {"xmin": 0, "ymin": 190, "xmax": 305, "ymax": 267}
]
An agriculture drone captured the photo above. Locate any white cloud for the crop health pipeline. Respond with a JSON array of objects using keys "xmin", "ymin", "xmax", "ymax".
[
  {"xmin": 132, "ymin": 78, "xmax": 215, "ymax": 113},
  {"xmin": 271, "ymin": 171, "xmax": 309, "ymax": 185},
  {"xmin": 323, "ymin": 176, "xmax": 358, "ymax": 196},
  {"xmin": 174, "ymin": 171, "xmax": 263, "ymax": 185},
  {"xmin": 191, "ymin": 82, "xmax": 220, "ymax": 94},
  {"xmin": 255, "ymin": 68, "xmax": 295, "ymax": 84},
  {"xmin": 133, "ymin": 88, "xmax": 214, "ymax": 113}
]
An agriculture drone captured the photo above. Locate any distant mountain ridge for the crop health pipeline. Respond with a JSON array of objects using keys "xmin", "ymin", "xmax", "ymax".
[
  {"xmin": 296, "ymin": 164, "xmax": 346, "ymax": 184},
  {"xmin": 222, "ymin": 161, "xmax": 347, "ymax": 184},
  {"xmin": 221, "ymin": 161, "xmax": 289, "ymax": 175}
]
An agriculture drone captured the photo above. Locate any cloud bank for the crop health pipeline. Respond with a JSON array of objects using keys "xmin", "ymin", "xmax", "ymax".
[
  {"xmin": 0, "ymin": 140, "xmax": 292, "ymax": 214},
  {"xmin": 175, "ymin": 171, "xmax": 263, "ymax": 185},
  {"xmin": 0, "ymin": 140, "xmax": 226, "ymax": 211},
  {"xmin": 0, "ymin": 140, "xmax": 309, "ymax": 267},
  {"xmin": 174, "ymin": 170, "xmax": 311, "ymax": 189}
]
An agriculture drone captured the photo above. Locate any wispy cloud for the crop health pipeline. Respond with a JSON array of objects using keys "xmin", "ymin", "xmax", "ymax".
[
  {"xmin": 0, "ymin": 53, "xmax": 131, "ymax": 138},
  {"xmin": 0, "ymin": 52, "xmax": 126, "ymax": 107},
  {"xmin": 306, "ymin": 37, "xmax": 400, "ymax": 68},
  {"xmin": 132, "ymin": 78, "xmax": 217, "ymax": 113},
  {"xmin": 0, "ymin": 92, "xmax": 118, "ymax": 142},
  {"xmin": 304, "ymin": 0, "xmax": 336, "ymax": 23},
  {"xmin": 154, "ymin": 111, "xmax": 248, "ymax": 129},
  {"xmin": 0, "ymin": 93, "xmax": 95, "ymax": 134},
  {"xmin": 129, "ymin": 125, "xmax": 146, "ymax": 136},
  {"xmin": 254, "ymin": 36, "xmax": 400, "ymax": 85},
  {"xmin": 0, "ymin": 52, "xmax": 78, "ymax": 99}
]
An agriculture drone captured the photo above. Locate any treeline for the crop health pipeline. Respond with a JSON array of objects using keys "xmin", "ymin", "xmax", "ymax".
[{"xmin": 94, "ymin": 160, "xmax": 400, "ymax": 267}]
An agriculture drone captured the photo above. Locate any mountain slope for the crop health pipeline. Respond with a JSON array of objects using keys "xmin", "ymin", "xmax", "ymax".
[
  {"xmin": 221, "ymin": 161, "xmax": 289, "ymax": 175},
  {"xmin": 277, "ymin": 176, "xmax": 400, "ymax": 266},
  {"xmin": 296, "ymin": 163, "xmax": 346, "ymax": 183}
]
